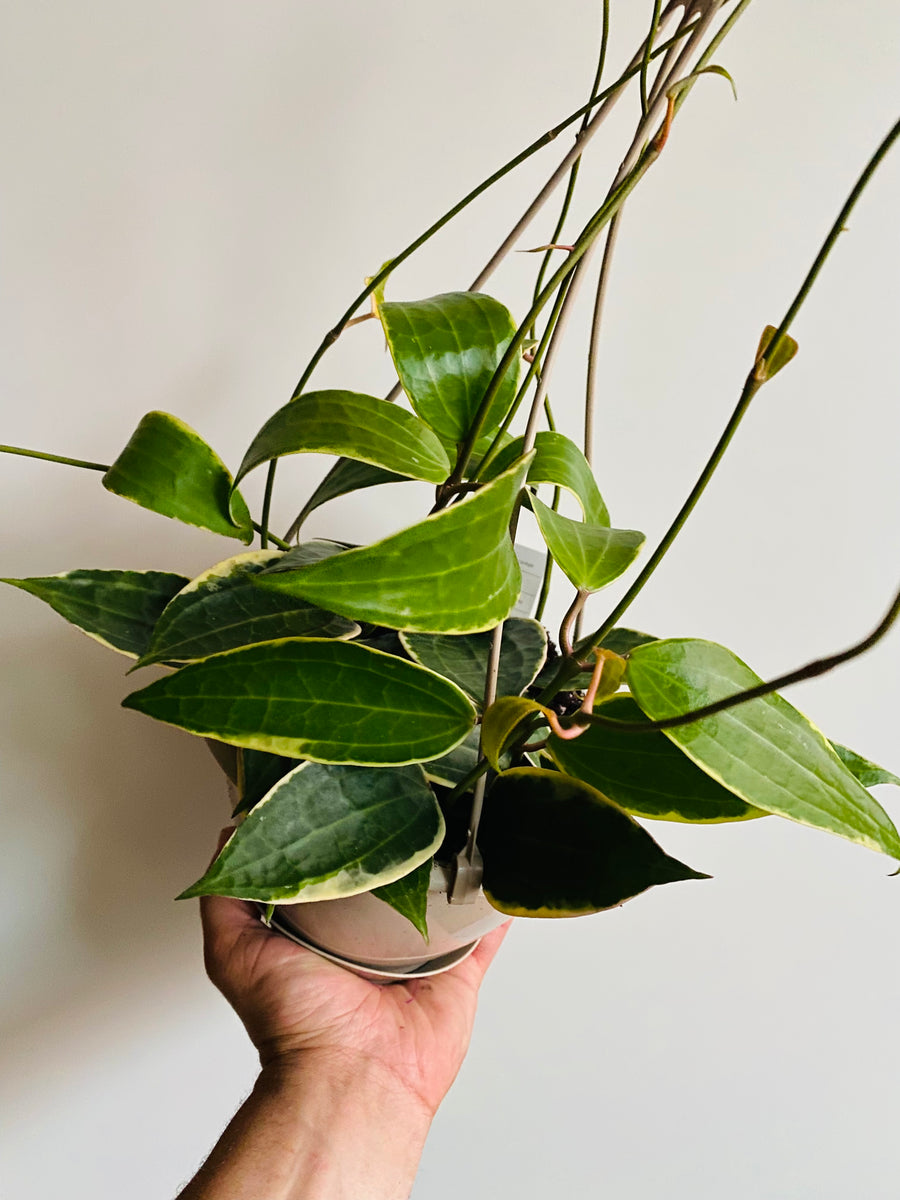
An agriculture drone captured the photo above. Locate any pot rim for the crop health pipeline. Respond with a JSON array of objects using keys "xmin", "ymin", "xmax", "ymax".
[{"xmin": 265, "ymin": 905, "xmax": 480, "ymax": 981}]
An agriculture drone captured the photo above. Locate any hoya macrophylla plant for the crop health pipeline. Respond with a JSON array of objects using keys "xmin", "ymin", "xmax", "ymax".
[{"xmin": 3, "ymin": 1, "xmax": 899, "ymax": 943}]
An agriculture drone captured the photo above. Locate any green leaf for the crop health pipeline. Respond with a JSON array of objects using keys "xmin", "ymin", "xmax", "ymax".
[
  {"xmin": 696, "ymin": 63, "xmax": 738, "ymax": 100},
  {"xmin": 626, "ymin": 639, "xmax": 900, "ymax": 859},
  {"xmin": 367, "ymin": 259, "xmax": 392, "ymax": 314},
  {"xmin": 136, "ymin": 551, "xmax": 358, "ymax": 667},
  {"xmin": 235, "ymin": 748, "xmax": 295, "ymax": 816},
  {"xmin": 102, "ymin": 412, "xmax": 253, "ymax": 541},
  {"xmin": 1, "ymin": 568, "xmax": 189, "ymax": 658},
  {"xmin": 287, "ymin": 458, "xmax": 411, "ymax": 534},
  {"xmin": 123, "ymin": 637, "xmax": 477, "ymax": 765},
  {"xmin": 423, "ymin": 727, "xmax": 481, "ymax": 787},
  {"xmin": 235, "ymin": 390, "xmax": 451, "ymax": 488},
  {"xmin": 373, "ymin": 859, "xmax": 432, "ymax": 939},
  {"xmin": 481, "ymin": 696, "xmax": 547, "ymax": 771},
  {"xmin": 529, "ymin": 495, "xmax": 644, "ymax": 592},
  {"xmin": 479, "ymin": 767, "xmax": 709, "ymax": 917},
  {"xmin": 379, "ymin": 292, "xmax": 520, "ymax": 443},
  {"xmin": 667, "ymin": 63, "xmax": 738, "ymax": 104},
  {"xmin": 254, "ymin": 453, "xmax": 533, "ymax": 634},
  {"xmin": 401, "ymin": 619, "xmax": 547, "ymax": 704},
  {"xmin": 266, "ymin": 539, "xmax": 352, "ymax": 570},
  {"xmin": 549, "ymin": 694, "xmax": 764, "ymax": 823},
  {"xmin": 598, "ymin": 627, "xmax": 659, "ymax": 656},
  {"xmin": 832, "ymin": 743, "xmax": 900, "ymax": 790},
  {"xmin": 479, "ymin": 431, "xmax": 609, "ymax": 525},
  {"xmin": 179, "ymin": 763, "xmax": 444, "ymax": 903},
  {"xmin": 756, "ymin": 324, "xmax": 799, "ymax": 381}
]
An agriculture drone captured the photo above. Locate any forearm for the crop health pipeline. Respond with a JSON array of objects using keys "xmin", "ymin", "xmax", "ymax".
[{"xmin": 177, "ymin": 1053, "xmax": 433, "ymax": 1200}]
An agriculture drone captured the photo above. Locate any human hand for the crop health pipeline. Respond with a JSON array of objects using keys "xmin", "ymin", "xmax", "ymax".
[{"xmin": 199, "ymin": 829, "xmax": 509, "ymax": 1119}]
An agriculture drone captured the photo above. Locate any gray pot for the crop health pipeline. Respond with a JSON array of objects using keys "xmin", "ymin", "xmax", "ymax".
[{"xmin": 270, "ymin": 862, "xmax": 508, "ymax": 980}]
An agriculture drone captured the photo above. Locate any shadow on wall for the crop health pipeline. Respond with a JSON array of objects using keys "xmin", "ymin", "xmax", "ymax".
[{"xmin": 0, "ymin": 625, "xmax": 233, "ymax": 1096}]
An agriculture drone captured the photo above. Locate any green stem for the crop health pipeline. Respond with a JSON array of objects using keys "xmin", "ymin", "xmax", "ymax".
[
  {"xmin": 443, "ymin": 759, "xmax": 490, "ymax": 808},
  {"xmin": 540, "ymin": 110, "xmax": 900, "ymax": 701},
  {"xmin": 0, "ymin": 443, "xmax": 110, "ymax": 472},
  {"xmin": 259, "ymin": 460, "xmax": 277, "ymax": 548},
  {"xmin": 582, "ymin": 376, "xmax": 762, "ymax": 668},
  {"xmin": 474, "ymin": 277, "xmax": 572, "ymax": 481},
  {"xmin": 530, "ymin": 1, "xmax": 611, "ymax": 328},
  {"xmin": 572, "ymin": 580, "xmax": 900, "ymax": 734},
  {"xmin": 529, "ymin": 400, "xmax": 560, "ymax": 625},
  {"xmin": 286, "ymin": 22, "xmax": 698, "ymax": 404},
  {"xmin": 543, "ymin": 396, "xmax": 558, "ymax": 434},
  {"xmin": 763, "ymin": 113, "xmax": 900, "ymax": 366},
  {"xmin": 532, "ymin": 491, "xmax": 559, "ymax": 624},
  {"xmin": 0, "ymin": 441, "xmax": 290, "ymax": 550},
  {"xmin": 250, "ymin": 520, "xmax": 290, "ymax": 551},
  {"xmin": 453, "ymin": 146, "xmax": 661, "ymax": 484},
  {"xmin": 674, "ymin": 0, "xmax": 753, "ymax": 116},
  {"xmin": 526, "ymin": 3, "xmax": 703, "ymax": 473},
  {"xmin": 471, "ymin": 7, "xmax": 701, "ymax": 295},
  {"xmin": 583, "ymin": 210, "xmax": 623, "ymax": 465},
  {"xmin": 640, "ymin": 0, "xmax": 664, "ymax": 117}
]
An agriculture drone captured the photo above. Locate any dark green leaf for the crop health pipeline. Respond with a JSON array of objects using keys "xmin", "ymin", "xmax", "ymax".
[
  {"xmin": 373, "ymin": 860, "xmax": 433, "ymax": 939},
  {"xmin": 479, "ymin": 767, "xmax": 709, "ymax": 916},
  {"xmin": 379, "ymin": 292, "xmax": 520, "ymax": 443},
  {"xmin": 123, "ymin": 637, "xmax": 477, "ymax": 765},
  {"xmin": 1, "ymin": 568, "xmax": 189, "ymax": 658},
  {"xmin": 286, "ymin": 458, "xmax": 411, "ymax": 535},
  {"xmin": 626, "ymin": 639, "xmax": 900, "ymax": 859},
  {"xmin": 549, "ymin": 694, "xmax": 764, "ymax": 823},
  {"xmin": 529, "ymin": 495, "xmax": 644, "ymax": 592},
  {"xmin": 234, "ymin": 748, "xmax": 296, "ymax": 816},
  {"xmin": 832, "ymin": 743, "xmax": 900, "ymax": 790},
  {"xmin": 136, "ymin": 551, "xmax": 358, "ymax": 667},
  {"xmin": 266, "ymin": 540, "xmax": 352, "ymax": 571},
  {"xmin": 102, "ymin": 412, "xmax": 252, "ymax": 541},
  {"xmin": 254, "ymin": 454, "xmax": 533, "ymax": 634},
  {"xmin": 401, "ymin": 619, "xmax": 547, "ymax": 704},
  {"xmin": 423, "ymin": 728, "xmax": 481, "ymax": 786},
  {"xmin": 235, "ymin": 390, "xmax": 451, "ymax": 487},
  {"xmin": 599, "ymin": 627, "xmax": 659, "ymax": 656},
  {"xmin": 479, "ymin": 431, "xmax": 609, "ymax": 525},
  {"xmin": 179, "ymin": 763, "xmax": 444, "ymax": 902}
]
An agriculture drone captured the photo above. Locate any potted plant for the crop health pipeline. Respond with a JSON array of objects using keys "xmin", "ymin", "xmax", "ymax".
[{"xmin": 3, "ymin": 0, "xmax": 898, "ymax": 980}]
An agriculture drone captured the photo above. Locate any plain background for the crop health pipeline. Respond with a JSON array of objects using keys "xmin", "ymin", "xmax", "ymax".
[{"xmin": 1, "ymin": 2, "xmax": 898, "ymax": 1196}]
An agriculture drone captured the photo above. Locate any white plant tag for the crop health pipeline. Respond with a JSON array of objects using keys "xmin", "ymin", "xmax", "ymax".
[{"xmin": 512, "ymin": 543, "xmax": 547, "ymax": 618}]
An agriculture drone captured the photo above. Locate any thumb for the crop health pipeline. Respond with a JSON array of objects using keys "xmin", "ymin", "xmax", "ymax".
[{"xmin": 197, "ymin": 827, "xmax": 270, "ymax": 971}]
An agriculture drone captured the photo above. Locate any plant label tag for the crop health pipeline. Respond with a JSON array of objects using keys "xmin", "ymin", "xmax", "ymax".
[{"xmin": 512, "ymin": 543, "xmax": 547, "ymax": 618}]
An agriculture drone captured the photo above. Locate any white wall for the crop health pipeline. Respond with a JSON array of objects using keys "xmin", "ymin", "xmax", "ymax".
[{"xmin": 1, "ymin": 2, "xmax": 898, "ymax": 1196}]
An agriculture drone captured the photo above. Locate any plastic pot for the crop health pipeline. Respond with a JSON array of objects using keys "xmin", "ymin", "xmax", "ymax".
[{"xmin": 270, "ymin": 861, "xmax": 508, "ymax": 980}]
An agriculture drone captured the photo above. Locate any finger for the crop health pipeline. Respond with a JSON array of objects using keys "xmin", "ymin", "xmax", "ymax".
[
  {"xmin": 469, "ymin": 920, "xmax": 512, "ymax": 973},
  {"xmin": 197, "ymin": 828, "xmax": 269, "ymax": 964},
  {"xmin": 450, "ymin": 920, "xmax": 512, "ymax": 990}
]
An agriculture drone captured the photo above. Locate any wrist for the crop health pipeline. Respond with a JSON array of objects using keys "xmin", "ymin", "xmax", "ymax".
[
  {"xmin": 256, "ymin": 1051, "xmax": 433, "ymax": 1200},
  {"xmin": 260, "ymin": 1045, "xmax": 434, "ymax": 1116}
]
